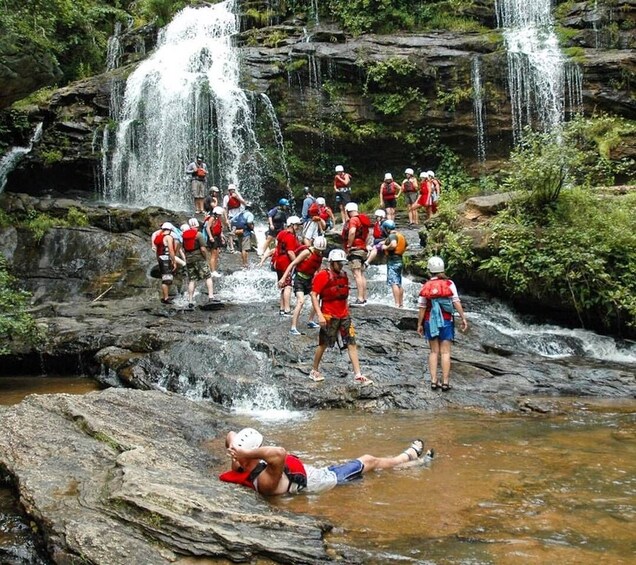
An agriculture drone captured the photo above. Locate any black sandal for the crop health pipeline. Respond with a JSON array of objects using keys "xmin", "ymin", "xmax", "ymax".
[
  {"xmin": 431, "ymin": 381, "xmax": 439, "ymax": 390},
  {"xmin": 441, "ymin": 383, "xmax": 452, "ymax": 392}
]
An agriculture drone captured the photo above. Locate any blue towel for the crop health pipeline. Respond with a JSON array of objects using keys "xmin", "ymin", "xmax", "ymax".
[{"xmin": 428, "ymin": 298, "xmax": 455, "ymax": 339}]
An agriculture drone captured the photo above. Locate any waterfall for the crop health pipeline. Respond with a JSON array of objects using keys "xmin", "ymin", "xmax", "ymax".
[
  {"xmin": 260, "ymin": 94, "xmax": 291, "ymax": 190},
  {"xmin": 472, "ymin": 57, "xmax": 487, "ymax": 163},
  {"xmin": 107, "ymin": 1, "xmax": 278, "ymax": 210},
  {"xmin": 0, "ymin": 123, "xmax": 43, "ymax": 194},
  {"xmin": 496, "ymin": 0, "xmax": 574, "ymax": 141}
]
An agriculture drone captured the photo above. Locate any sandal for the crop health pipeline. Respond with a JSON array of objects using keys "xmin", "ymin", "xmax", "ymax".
[
  {"xmin": 403, "ymin": 439, "xmax": 424, "ymax": 461},
  {"xmin": 309, "ymin": 369, "xmax": 324, "ymax": 382},
  {"xmin": 431, "ymin": 381, "xmax": 439, "ymax": 390},
  {"xmin": 441, "ymin": 383, "xmax": 452, "ymax": 392},
  {"xmin": 354, "ymin": 374, "xmax": 374, "ymax": 386}
]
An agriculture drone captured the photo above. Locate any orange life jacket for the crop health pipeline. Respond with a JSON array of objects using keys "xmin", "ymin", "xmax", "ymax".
[
  {"xmin": 195, "ymin": 166, "xmax": 206, "ymax": 179},
  {"xmin": 182, "ymin": 228, "xmax": 199, "ymax": 252},
  {"xmin": 392, "ymin": 233, "xmax": 407, "ymax": 256},
  {"xmin": 419, "ymin": 278, "xmax": 453, "ymax": 299}
]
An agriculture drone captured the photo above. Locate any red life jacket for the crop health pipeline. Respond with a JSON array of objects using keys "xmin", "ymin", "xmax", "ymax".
[
  {"xmin": 381, "ymin": 181, "xmax": 398, "ymax": 198},
  {"xmin": 182, "ymin": 228, "xmax": 199, "ymax": 252},
  {"xmin": 403, "ymin": 178, "xmax": 416, "ymax": 192},
  {"xmin": 211, "ymin": 217, "xmax": 223, "ymax": 236},
  {"xmin": 296, "ymin": 248, "xmax": 323, "ymax": 277},
  {"xmin": 283, "ymin": 454, "xmax": 307, "ymax": 491},
  {"xmin": 219, "ymin": 467, "xmax": 259, "ymax": 490},
  {"xmin": 154, "ymin": 232, "xmax": 167, "ymax": 256},
  {"xmin": 420, "ymin": 278, "xmax": 453, "ymax": 299},
  {"xmin": 227, "ymin": 195, "xmax": 241, "ymax": 209},
  {"xmin": 195, "ymin": 166, "xmax": 206, "ymax": 179},
  {"xmin": 218, "ymin": 454, "xmax": 307, "ymax": 492},
  {"xmin": 334, "ymin": 173, "xmax": 350, "ymax": 189},
  {"xmin": 373, "ymin": 221, "xmax": 383, "ymax": 240},
  {"xmin": 320, "ymin": 269, "xmax": 349, "ymax": 302},
  {"xmin": 308, "ymin": 203, "xmax": 320, "ymax": 217}
]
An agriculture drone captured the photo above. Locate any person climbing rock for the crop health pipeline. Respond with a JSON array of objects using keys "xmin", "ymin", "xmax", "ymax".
[
  {"xmin": 153, "ymin": 222, "xmax": 178, "ymax": 304},
  {"xmin": 221, "ymin": 427, "xmax": 433, "ymax": 495},
  {"xmin": 260, "ymin": 198, "xmax": 290, "ymax": 256},
  {"xmin": 230, "ymin": 205, "xmax": 255, "ymax": 269},
  {"xmin": 185, "ymin": 155, "xmax": 208, "ymax": 214},
  {"xmin": 181, "ymin": 218, "xmax": 215, "ymax": 306},
  {"xmin": 366, "ymin": 220, "xmax": 407, "ymax": 308}
]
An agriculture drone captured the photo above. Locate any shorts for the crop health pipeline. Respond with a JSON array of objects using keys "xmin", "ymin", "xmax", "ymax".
[
  {"xmin": 404, "ymin": 191, "xmax": 418, "ymax": 205},
  {"xmin": 319, "ymin": 315, "xmax": 356, "ymax": 348},
  {"xmin": 191, "ymin": 180, "xmax": 205, "ymax": 199},
  {"xmin": 277, "ymin": 269, "xmax": 292, "ymax": 288},
  {"xmin": 184, "ymin": 257, "xmax": 211, "ymax": 281},
  {"xmin": 267, "ymin": 227, "xmax": 283, "ymax": 238},
  {"xmin": 328, "ymin": 459, "xmax": 364, "ymax": 484},
  {"xmin": 387, "ymin": 260, "xmax": 403, "ymax": 286},
  {"xmin": 424, "ymin": 319, "xmax": 455, "ymax": 342},
  {"xmin": 347, "ymin": 249, "xmax": 368, "ymax": 270},
  {"xmin": 158, "ymin": 255, "xmax": 173, "ymax": 285},
  {"xmin": 293, "ymin": 273, "xmax": 312, "ymax": 294},
  {"xmin": 237, "ymin": 233, "xmax": 252, "ymax": 253},
  {"xmin": 207, "ymin": 235, "xmax": 224, "ymax": 250},
  {"xmin": 336, "ymin": 190, "xmax": 351, "ymax": 206},
  {"xmin": 383, "ymin": 198, "xmax": 397, "ymax": 209}
]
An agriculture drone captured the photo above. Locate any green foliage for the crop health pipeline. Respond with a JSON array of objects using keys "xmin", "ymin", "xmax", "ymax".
[
  {"xmin": 133, "ymin": 0, "xmax": 187, "ymax": 27},
  {"xmin": 66, "ymin": 207, "xmax": 90, "ymax": 226},
  {"xmin": 11, "ymin": 88, "xmax": 56, "ymax": 110},
  {"xmin": 363, "ymin": 58, "xmax": 418, "ymax": 92},
  {"xmin": 436, "ymin": 85, "xmax": 473, "ymax": 112},
  {"xmin": 480, "ymin": 190, "xmax": 636, "ymax": 333},
  {"xmin": 371, "ymin": 88, "xmax": 423, "ymax": 116},
  {"xmin": 263, "ymin": 29, "xmax": 288, "ymax": 47},
  {"xmin": 41, "ymin": 149, "xmax": 64, "ymax": 166},
  {"xmin": 0, "ymin": 255, "xmax": 43, "ymax": 355}
]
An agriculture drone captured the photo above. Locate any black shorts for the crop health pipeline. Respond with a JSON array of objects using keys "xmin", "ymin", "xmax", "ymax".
[
  {"xmin": 293, "ymin": 273, "xmax": 312, "ymax": 294},
  {"xmin": 158, "ymin": 255, "xmax": 173, "ymax": 285},
  {"xmin": 383, "ymin": 198, "xmax": 397, "ymax": 209},
  {"xmin": 336, "ymin": 190, "xmax": 351, "ymax": 207}
]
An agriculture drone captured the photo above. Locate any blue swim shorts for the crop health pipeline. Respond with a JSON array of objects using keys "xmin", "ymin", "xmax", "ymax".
[
  {"xmin": 386, "ymin": 261, "xmax": 403, "ymax": 286},
  {"xmin": 327, "ymin": 459, "xmax": 364, "ymax": 485},
  {"xmin": 424, "ymin": 319, "xmax": 455, "ymax": 342}
]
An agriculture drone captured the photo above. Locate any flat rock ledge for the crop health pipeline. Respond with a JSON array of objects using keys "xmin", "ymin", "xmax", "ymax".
[{"xmin": 0, "ymin": 389, "xmax": 336, "ymax": 564}]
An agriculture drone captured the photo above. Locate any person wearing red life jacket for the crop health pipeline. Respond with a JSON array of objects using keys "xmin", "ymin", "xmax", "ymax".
[
  {"xmin": 315, "ymin": 196, "xmax": 336, "ymax": 230},
  {"xmin": 185, "ymin": 155, "xmax": 208, "ymax": 214},
  {"xmin": 309, "ymin": 249, "xmax": 373, "ymax": 385},
  {"xmin": 278, "ymin": 235, "xmax": 327, "ymax": 336},
  {"xmin": 427, "ymin": 170, "xmax": 441, "ymax": 214},
  {"xmin": 342, "ymin": 202, "xmax": 370, "ymax": 306},
  {"xmin": 301, "ymin": 202, "xmax": 326, "ymax": 246},
  {"xmin": 372, "ymin": 209, "xmax": 386, "ymax": 244},
  {"xmin": 222, "ymin": 184, "xmax": 246, "ymax": 252},
  {"xmin": 333, "ymin": 164, "xmax": 352, "ymax": 225},
  {"xmin": 413, "ymin": 171, "xmax": 434, "ymax": 221},
  {"xmin": 153, "ymin": 222, "xmax": 178, "ymax": 304},
  {"xmin": 402, "ymin": 167, "xmax": 419, "ymax": 226},
  {"xmin": 273, "ymin": 216, "xmax": 302, "ymax": 316},
  {"xmin": 417, "ymin": 256, "xmax": 468, "ymax": 391},
  {"xmin": 379, "ymin": 172, "xmax": 401, "ymax": 221},
  {"xmin": 181, "ymin": 218, "xmax": 216, "ymax": 307},
  {"xmin": 203, "ymin": 206, "xmax": 226, "ymax": 277},
  {"xmin": 221, "ymin": 428, "xmax": 431, "ymax": 496}
]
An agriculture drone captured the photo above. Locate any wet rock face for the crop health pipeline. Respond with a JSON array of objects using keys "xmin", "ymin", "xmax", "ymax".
[{"xmin": 0, "ymin": 389, "xmax": 333, "ymax": 564}]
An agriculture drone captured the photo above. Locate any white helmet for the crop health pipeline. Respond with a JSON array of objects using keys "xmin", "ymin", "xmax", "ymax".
[
  {"xmin": 234, "ymin": 428, "xmax": 263, "ymax": 450},
  {"xmin": 344, "ymin": 202, "xmax": 358, "ymax": 213},
  {"xmin": 211, "ymin": 186, "xmax": 220, "ymax": 192},
  {"xmin": 228, "ymin": 183, "xmax": 237, "ymax": 191},
  {"xmin": 328, "ymin": 249, "xmax": 348, "ymax": 263},
  {"xmin": 316, "ymin": 197, "xmax": 326, "ymax": 206},
  {"xmin": 374, "ymin": 209, "xmax": 386, "ymax": 218},
  {"xmin": 384, "ymin": 173, "xmax": 393, "ymax": 180},
  {"xmin": 405, "ymin": 168, "xmax": 414, "ymax": 175},
  {"xmin": 313, "ymin": 236, "xmax": 327, "ymax": 250},
  {"xmin": 161, "ymin": 222, "xmax": 175, "ymax": 230},
  {"xmin": 427, "ymin": 170, "xmax": 435, "ymax": 177},
  {"xmin": 420, "ymin": 171, "xmax": 429, "ymax": 178},
  {"xmin": 188, "ymin": 218, "xmax": 199, "ymax": 228},
  {"xmin": 180, "ymin": 223, "xmax": 189, "ymax": 232},
  {"xmin": 335, "ymin": 165, "xmax": 344, "ymax": 173},
  {"xmin": 213, "ymin": 206, "xmax": 224, "ymax": 215},
  {"xmin": 286, "ymin": 215, "xmax": 302, "ymax": 226},
  {"xmin": 427, "ymin": 256, "xmax": 445, "ymax": 273}
]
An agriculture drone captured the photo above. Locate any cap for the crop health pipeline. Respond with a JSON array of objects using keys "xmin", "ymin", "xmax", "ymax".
[
  {"xmin": 303, "ymin": 186, "xmax": 311, "ymax": 193},
  {"xmin": 374, "ymin": 209, "xmax": 386, "ymax": 218},
  {"xmin": 196, "ymin": 154, "xmax": 203, "ymax": 160},
  {"xmin": 328, "ymin": 249, "xmax": 347, "ymax": 262},
  {"xmin": 427, "ymin": 256, "xmax": 445, "ymax": 273},
  {"xmin": 405, "ymin": 168, "xmax": 414, "ymax": 175},
  {"xmin": 213, "ymin": 206, "xmax": 224, "ymax": 215},
  {"xmin": 211, "ymin": 186, "xmax": 220, "ymax": 192},
  {"xmin": 313, "ymin": 235, "xmax": 327, "ymax": 250},
  {"xmin": 180, "ymin": 223, "xmax": 189, "ymax": 232},
  {"xmin": 161, "ymin": 222, "xmax": 173, "ymax": 230},
  {"xmin": 228, "ymin": 184, "xmax": 236, "ymax": 191},
  {"xmin": 420, "ymin": 171, "xmax": 428, "ymax": 178}
]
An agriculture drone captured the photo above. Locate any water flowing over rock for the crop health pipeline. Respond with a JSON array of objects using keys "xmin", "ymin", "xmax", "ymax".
[{"xmin": 0, "ymin": 123, "xmax": 42, "ymax": 194}]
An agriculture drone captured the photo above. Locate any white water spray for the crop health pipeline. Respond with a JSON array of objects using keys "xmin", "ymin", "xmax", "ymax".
[
  {"xmin": 0, "ymin": 123, "xmax": 43, "ymax": 194},
  {"xmin": 472, "ymin": 57, "xmax": 487, "ymax": 163},
  {"xmin": 107, "ymin": 1, "xmax": 278, "ymax": 210}
]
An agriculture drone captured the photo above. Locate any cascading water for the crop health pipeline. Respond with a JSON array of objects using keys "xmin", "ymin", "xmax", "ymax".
[
  {"xmin": 107, "ymin": 1, "xmax": 281, "ymax": 210},
  {"xmin": 496, "ymin": 0, "xmax": 583, "ymax": 142},
  {"xmin": 0, "ymin": 123, "xmax": 43, "ymax": 194},
  {"xmin": 472, "ymin": 57, "xmax": 487, "ymax": 163}
]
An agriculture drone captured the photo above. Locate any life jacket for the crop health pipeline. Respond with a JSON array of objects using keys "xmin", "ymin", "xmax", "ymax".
[
  {"xmin": 403, "ymin": 178, "xmax": 416, "ymax": 192},
  {"xmin": 182, "ymin": 228, "xmax": 199, "ymax": 252},
  {"xmin": 373, "ymin": 221, "xmax": 384, "ymax": 240},
  {"xmin": 218, "ymin": 454, "xmax": 307, "ymax": 493},
  {"xmin": 295, "ymin": 248, "xmax": 323, "ymax": 277},
  {"xmin": 319, "ymin": 269, "xmax": 349, "ymax": 302},
  {"xmin": 219, "ymin": 462, "xmax": 266, "ymax": 491},
  {"xmin": 272, "ymin": 230, "xmax": 297, "ymax": 271},
  {"xmin": 308, "ymin": 203, "xmax": 320, "ymax": 217},
  {"xmin": 419, "ymin": 278, "xmax": 454, "ymax": 299},
  {"xmin": 271, "ymin": 207, "xmax": 287, "ymax": 230},
  {"xmin": 392, "ymin": 233, "xmax": 407, "ymax": 256},
  {"xmin": 334, "ymin": 173, "xmax": 350, "ymax": 190},
  {"xmin": 211, "ymin": 216, "xmax": 223, "ymax": 237},
  {"xmin": 153, "ymin": 232, "xmax": 167, "ymax": 256},
  {"xmin": 195, "ymin": 166, "xmax": 206, "ymax": 179},
  {"xmin": 381, "ymin": 181, "xmax": 398, "ymax": 198},
  {"xmin": 227, "ymin": 195, "xmax": 241, "ymax": 209}
]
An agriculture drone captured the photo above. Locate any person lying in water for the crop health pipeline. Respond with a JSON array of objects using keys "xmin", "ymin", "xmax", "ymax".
[{"xmin": 219, "ymin": 428, "xmax": 434, "ymax": 495}]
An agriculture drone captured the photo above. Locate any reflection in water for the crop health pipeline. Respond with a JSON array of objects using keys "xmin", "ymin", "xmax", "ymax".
[
  {"xmin": 0, "ymin": 376, "xmax": 102, "ymax": 406},
  {"xmin": 233, "ymin": 403, "xmax": 635, "ymax": 564}
]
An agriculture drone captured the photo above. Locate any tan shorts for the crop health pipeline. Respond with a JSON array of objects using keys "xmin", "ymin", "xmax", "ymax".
[{"xmin": 347, "ymin": 249, "xmax": 368, "ymax": 270}]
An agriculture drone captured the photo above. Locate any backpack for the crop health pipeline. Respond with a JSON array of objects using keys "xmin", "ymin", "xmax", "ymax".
[
  {"xmin": 419, "ymin": 279, "xmax": 453, "ymax": 299},
  {"xmin": 182, "ymin": 228, "xmax": 199, "ymax": 252}
]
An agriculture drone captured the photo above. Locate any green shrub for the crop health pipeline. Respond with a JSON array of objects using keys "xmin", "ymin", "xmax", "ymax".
[
  {"xmin": 41, "ymin": 149, "xmax": 64, "ymax": 166},
  {"xmin": 66, "ymin": 207, "xmax": 89, "ymax": 226}
]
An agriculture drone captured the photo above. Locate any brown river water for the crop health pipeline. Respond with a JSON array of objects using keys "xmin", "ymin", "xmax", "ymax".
[{"xmin": 1, "ymin": 378, "xmax": 634, "ymax": 564}]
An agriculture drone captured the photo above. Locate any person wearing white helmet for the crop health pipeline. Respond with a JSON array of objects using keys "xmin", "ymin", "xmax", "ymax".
[
  {"xmin": 402, "ymin": 167, "xmax": 419, "ymax": 225},
  {"xmin": 412, "ymin": 171, "xmax": 434, "ymax": 222},
  {"xmin": 221, "ymin": 427, "xmax": 431, "ymax": 496},
  {"xmin": 372, "ymin": 209, "xmax": 387, "ymax": 244},
  {"xmin": 333, "ymin": 165, "xmax": 352, "ymax": 224},
  {"xmin": 278, "ymin": 235, "xmax": 327, "ymax": 335},
  {"xmin": 417, "ymin": 256, "xmax": 468, "ymax": 391},
  {"xmin": 379, "ymin": 172, "xmax": 401, "ymax": 221},
  {"xmin": 230, "ymin": 204, "xmax": 255, "ymax": 269},
  {"xmin": 203, "ymin": 206, "xmax": 227, "ymax": 277},
  {"xmin": 272, "ymin": 216, "xmax": 303, "ymax": 316},
  {"xmin": 185, "ymin": 154, "xmax": 208, "ymax": 214},
  {"xmin": 181, "ymin": 218, "xmax": 216, "ymax": 306},
  {"xmin": 308, "ymin": 248, "xmax": 373, "ymax": 385},
  {"xmin": 316, "ymin": 196, "xmax": 336, "ymax": 230},
  {"xmin": 343, "ymin": 202, "xmax": 371, "ymax": 306},
  {"xmin": 152, "ymin": 222, "xmax": 179, "ymax": 304},
  {"xmin": 428, "ymin": 170, "xmax": 441, "ymax": 213},
  {"xmin": 203, "ymin": 186, "xmax": 220, "ymax": 213}
]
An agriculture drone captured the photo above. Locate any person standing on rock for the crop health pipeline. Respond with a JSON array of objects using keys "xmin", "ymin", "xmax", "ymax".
[
  {"xmin": 221, "ymin": 427, "xmax": 432, "ymax": 495},
  {"xmin": 230, "ymin": 205, "xmax": 255, "ymax": 269},
  {"xmin": 272, "ymin": 216, "xmax": 302, "ymax": 316},
  {"xmin": 153, "ymin": 222, "xmax": 178, "ymax": 304},
  {"xmin": 428, "ymin": 170, "xmax": 441, "ymax": 214},
  {"xmin": 342, "ymin": 202, "xmax": 370, "ymax": 306},
  {"xmin": 203, "ymin": 206, "xmax": 226, "ymax": 277},
  {"xmin": 413, "ymin": 171, "xmax": 433, "ymax": 221},
  {"xmin": 379, "ymin": 173, "xmax": 401, "ymax": 222},
  {"xmin": 181, "ymin": 218, "xmax": 216, "ymax": 306},
  {"xmin": 185, "ymin": 155, "xmax": 208, "ymax": 215},
  {"xmin": 402, "ymin": 168, "xmax": 419, "ymax": 226},
  {"xmin": 309, "ymin": 249, "xmax": 373, "ymax": 385},
  {"xmin": 204, "ymin": 186, "xmax": 220, "ymax": 213},
  {"xmin": 301, "ymin": 187, "xmax": 316, "ymax": 222},
  {"xmin": 365, "ymin": 220, "xmax": 407, "ymax": 308},
  {"xmin": 223, "ymin": 185, "xmax": 246, "ymax": 253},
  {"xmin": 333, "ymin": 165, "xmax": 352, "ymax": 225},
  {"xmin": 417, "ymin": 256, "xmax": 468, "ymax": 391}
]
